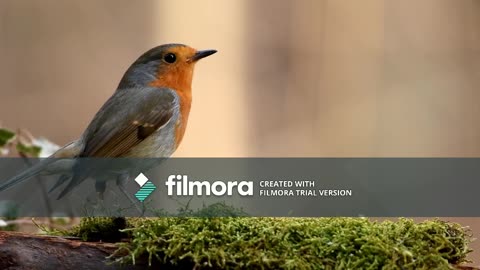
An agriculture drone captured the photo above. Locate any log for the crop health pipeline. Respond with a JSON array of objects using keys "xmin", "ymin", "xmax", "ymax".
[{"xmin": 0, "ymin": 231, "xmax": 145, "ymax": 270}]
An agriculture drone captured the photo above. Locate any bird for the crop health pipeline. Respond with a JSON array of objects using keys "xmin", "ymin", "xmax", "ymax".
[{"xmin": 0, "ymin": 43, "xmax": 217, "ymax": 201}]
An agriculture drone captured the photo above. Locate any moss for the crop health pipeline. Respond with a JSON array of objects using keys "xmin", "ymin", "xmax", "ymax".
[
  {"xmin": 178, "ymin": 202, "xmax": 249, "ymax": 217},
  {"xmin": 66, "ymin": 214, "xmax": 472, "ymax": 269},
  {"xmin": 69, "ymin": 217, "xmax": 128, "ymax": 242}
]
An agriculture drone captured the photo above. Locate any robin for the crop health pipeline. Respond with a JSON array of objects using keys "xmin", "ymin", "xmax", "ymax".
[{"xmin": 0, "ymin": 43, "xmax": 217, "ymax": 199}]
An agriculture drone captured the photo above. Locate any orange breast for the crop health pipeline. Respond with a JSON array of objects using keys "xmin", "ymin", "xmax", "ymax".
[
  {"xmin": 173, "ymin": 90, "xmax": 192, "ymax": 149},
  {"xmin": 149, "ymin": 60, "xmax": 194, "ymax": 150}
]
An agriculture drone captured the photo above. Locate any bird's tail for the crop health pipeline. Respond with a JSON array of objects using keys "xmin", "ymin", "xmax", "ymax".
[
  {"xmin": 0, "ymin": 158, "xmax": 59, "ymax": 192},
  {"xmin": 0, "ymin": 140, "xmax": 81, "ymax": 192}
]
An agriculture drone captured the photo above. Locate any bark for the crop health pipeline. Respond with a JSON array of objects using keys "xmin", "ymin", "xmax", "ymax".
[{"xmin": 0, "ymin": 231, "xmax": 146, "ymax": 270}]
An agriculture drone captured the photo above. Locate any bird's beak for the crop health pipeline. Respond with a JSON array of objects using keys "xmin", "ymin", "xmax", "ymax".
[{"xmin": 190, "ymin": 49, "xmax": 217, "ymax": 62}]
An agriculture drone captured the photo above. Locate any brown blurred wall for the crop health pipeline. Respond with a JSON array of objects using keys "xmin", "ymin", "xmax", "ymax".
[
  {"xmin": 247, "ymin": 0, "xmax": 480, "ymax": 157},
  {"xmin": 0, "ymin": 1, "xmax": 156, "ymax": 146}
]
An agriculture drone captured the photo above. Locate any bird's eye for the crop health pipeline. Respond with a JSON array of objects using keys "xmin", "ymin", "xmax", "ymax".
[{"xmin": 163, "ymin": 53, "xmax": 176, "ymax": 63}]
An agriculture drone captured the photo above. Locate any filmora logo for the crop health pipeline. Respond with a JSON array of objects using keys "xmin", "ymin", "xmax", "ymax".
[
  {"xmin": 134, "ymin": 173, "xmax": 157, "ymax": 202},
  {"xmin": 165, "ymin": 175, "xmax": 253, "ymax": 196}
]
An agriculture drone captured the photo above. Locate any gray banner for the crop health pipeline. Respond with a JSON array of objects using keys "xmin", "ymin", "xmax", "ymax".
[{"xmin": 0, "ymin": 158, "xmax": 476, "ymax": 217}]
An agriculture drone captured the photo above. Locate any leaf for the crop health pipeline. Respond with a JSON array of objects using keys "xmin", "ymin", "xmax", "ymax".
[
  {"xmin": 0, "ymin": 128, "xmax": 15, "ymax": 147},
  {"xmin": 16, "ymin": 142, "xmax": 42, "ymax": 157}
]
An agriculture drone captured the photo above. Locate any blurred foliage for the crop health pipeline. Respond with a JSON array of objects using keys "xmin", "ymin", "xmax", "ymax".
[
  {"xmin": 0, "ymin": 125, "xmax": 62, "ymax": 158},
  {"xmin": 63, "ymin": 209, "xmax": 472, "ymax": 269},
  {"xmin": 0, "ymin": 127, "xmax": 44, "ymax": 157},
  {"xmin": 0, "ymin": 201, "xmax": 19, "ymax": 231},
  {"xmin": 16, "ymin": 142, "xmax": 42, "ymax": 157},
  {"xmin": 0, "ymin": 128, "xmax": 15, "ymax": 147}
]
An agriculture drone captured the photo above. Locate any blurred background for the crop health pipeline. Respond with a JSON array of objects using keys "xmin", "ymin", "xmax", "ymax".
[{"xmin": 1, "ymin": 0, "xmax": 480, "ymax": 264}]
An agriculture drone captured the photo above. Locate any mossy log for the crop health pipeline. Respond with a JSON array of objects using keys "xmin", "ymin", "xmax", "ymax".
[{"xmin": 0, "ymin": 217, "xmax": 478, "ymax": 270}]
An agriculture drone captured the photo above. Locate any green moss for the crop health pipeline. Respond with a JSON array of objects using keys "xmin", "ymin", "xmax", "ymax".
[
  {"xmin": 69, "ymin": 217, "xmax": 128, "ymax": 242},
  {"xmin": 178, "ymin": 202, "xmax": 249, "ymax": 217},
  {"xmin": 66, "ymin": 215, "xmax": 472, "ymax": 269}
]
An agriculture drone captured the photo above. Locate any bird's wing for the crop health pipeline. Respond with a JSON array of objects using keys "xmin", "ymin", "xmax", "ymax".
[
  {"xmin": 81, "ymin": 87, "xmax": 178, "ymax": 157},
  {"xmin": 56, "ymin": 87, "xmax": 178, "ymax": 199}
]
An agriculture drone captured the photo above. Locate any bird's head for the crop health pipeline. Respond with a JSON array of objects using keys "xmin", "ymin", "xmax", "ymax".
[{"xmin": 118, "ymin": 44, "xmax": 217, "ymax": 91}]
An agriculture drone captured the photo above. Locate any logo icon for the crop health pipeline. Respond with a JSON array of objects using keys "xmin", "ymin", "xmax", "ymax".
[{"xmin": 134, "ymin": 173, "xmax": 156, "ymax": 202}]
